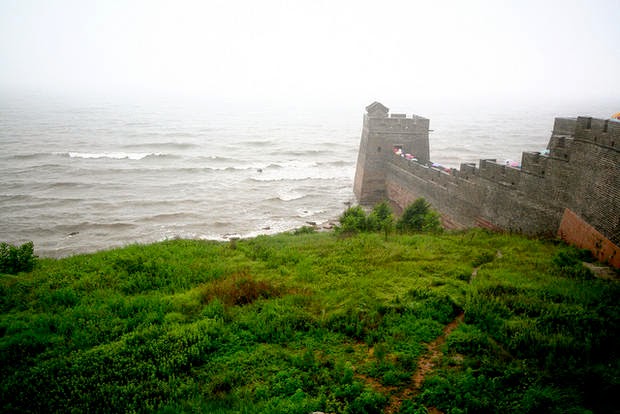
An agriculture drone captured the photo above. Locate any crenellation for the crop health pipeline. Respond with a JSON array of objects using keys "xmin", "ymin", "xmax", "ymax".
[
  {"xmin": 553, "ymin": 117, "xmax": 577, "ymax": 136},
  {"xmin": 458, "ymin": 163, "xmax": 476, "ymax": 179},
  {"xmin": 608, "ymin": 120, "xmax": 620, "ymax": 141},
  {"xmin": 354, "ymin": 102, "xmax": 620, "ymax": 259},
  {"xmin": 520, "ymin": 151, "xmax": 549, "ymax": 177},
  {"xmin": 574, "ymin": 116, "xmax": 620, "ymax": 148},
  {"xmin": 547, "ymin": 135, "xmax": 575, "ymax": 160},
  {"xmin": 478, "ymin": 159, "xmax": 502, "ymax": 181}
]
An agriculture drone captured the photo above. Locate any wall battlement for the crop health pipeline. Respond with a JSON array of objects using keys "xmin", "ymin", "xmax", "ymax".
[{"xmin": 354, "ymin": 102, "xmax": 620, "ymax": 264}]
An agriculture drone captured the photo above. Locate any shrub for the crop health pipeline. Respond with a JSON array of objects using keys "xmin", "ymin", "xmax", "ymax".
[
  {"xmin": 349, "ymin": 390, "xmax": 388, "ymax": 413},
  {"xmin": 338, "ymin": 206, "xmax": 368, "ymax": 233},
  {"xmin": 0, "ymin": 241, "xmax": 37, "ymax": 274},
  {"xmin": 396, "ymin": 198, "xmax": 441, "ymax": 233},
  {"xmin": 368, "ymin": 201, "xmax": 394, "ymax": 240},
  {"xmin": 446, "ymin": 324, "xmax": 490, "ymax": 355},
  {"xmin": 338, "ymin": 202, "xmax": 395, "ymax": 238}
]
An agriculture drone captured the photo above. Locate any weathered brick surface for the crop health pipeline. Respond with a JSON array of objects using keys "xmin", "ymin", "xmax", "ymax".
[
  {"xmin": 559, "ymin": 209, "xmax": 620, "ymax": 268},
  {"xmin": 355, "ymin": 103, "xmax": 620, "ymax": 250}
]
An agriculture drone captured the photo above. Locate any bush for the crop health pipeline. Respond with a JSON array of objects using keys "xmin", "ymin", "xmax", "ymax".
[
  {"xmin": 349, "ymin": 390, "xmax": 388, "ymax": 413},
  {"xmin": 338, "ymin": 202, "xmax": 395, "ymax": 238},
  {"xmin": 0, "ymin": 241, "xmax": 37, "ymax": 274},
  {"xmin": 338, "ymin": 206, "xmax": 368, "ymax": 233},
  {"xmin": 367, "ymin": 201, "xmax": 394, "ymax": 240},
  {"xmin": 396, "ymin": 198, "xmax": 441, "ymax": 233}
]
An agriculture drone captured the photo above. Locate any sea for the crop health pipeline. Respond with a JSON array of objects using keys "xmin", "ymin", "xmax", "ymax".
[{"xmin": 1, "ymin": 93, "xmax": 617, "ymax": 258}]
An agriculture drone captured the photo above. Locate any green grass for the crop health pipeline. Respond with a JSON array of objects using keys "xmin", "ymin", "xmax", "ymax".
[{"xmin": 0, "ymin": 229, "xmax": 618, "ymax": 413}]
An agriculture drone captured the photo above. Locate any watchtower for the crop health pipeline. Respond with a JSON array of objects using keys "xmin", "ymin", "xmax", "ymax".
[{"xmin": 353, "ymin": 102, "xmax": 430, "ymax": 204}]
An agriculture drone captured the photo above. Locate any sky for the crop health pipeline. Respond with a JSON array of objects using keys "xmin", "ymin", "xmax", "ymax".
[{"xmin": 1, "ymin": 0, "xmax": 619, "ymax": 109}]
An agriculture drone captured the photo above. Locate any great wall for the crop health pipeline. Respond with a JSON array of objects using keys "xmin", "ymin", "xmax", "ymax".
[{"xmin": 353, "ymin": 102, "xmax": 620, "ymax": 267}]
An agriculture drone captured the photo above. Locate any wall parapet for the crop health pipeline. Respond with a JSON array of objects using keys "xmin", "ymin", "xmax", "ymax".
[{"xmin": 575, "ymin": 116, "xmax": 620, "ymax": 149}]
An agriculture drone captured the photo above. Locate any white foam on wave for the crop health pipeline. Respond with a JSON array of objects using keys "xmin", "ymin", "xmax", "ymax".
[
  {"xmin": 277, "ymin": 190, "xmax": 305, "ymax": 201},
  {"xmin": 297, "ymin": 208, "xmax": 326, "ymax": 217},
  {"xmin": 67, "ymin": 152, "xmax": 163, "ymax": 160},
  {"xmin": 251, "ymin": 166, "xmax": 354, "ymax": 182}
]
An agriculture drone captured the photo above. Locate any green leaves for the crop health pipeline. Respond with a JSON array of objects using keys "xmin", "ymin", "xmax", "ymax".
[
  {"xmin": 0, "ymin": 241, "xmax": 37, "ymax": 274},
  {"xmin": 338, "ymin": 205, "xmax": 369, "ymax": 233},
  {"xmin": 396, "ymin": 198, "xmax": 442, "ymax": 233},
  {"xmin": 338, "ymin": 198, "xmax": 442, "ymax": 240}
]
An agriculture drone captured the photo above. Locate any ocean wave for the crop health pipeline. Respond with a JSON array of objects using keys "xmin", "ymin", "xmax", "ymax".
[
  {"xmin": 271, "ymin": 191, "xmax": 306, "ymax": 202},
  {"xmin": 9, "ymin": 152, "xmax": 52, "ymax": 160},
  {"xmin": 125, "ymin": 131, "xmax": 199, "ymax": 139},
  {"xmin": 145, "ymin": 212, "xmax": 203, "ymax": 221},
  {"xmin": 2, "ymin": 163, "xmax": 68, "ymax": 176},
  {"xmin": 121, "ymin": 142, "xmax": 200, "ymax": 150},
  {"xmin": 0, "ymin": 194, "xmax": 88, "ymax": 209},
  {"xmin": 67, "ymin": 151, "xmax": 166, "ymax": 160},
  {"xmin": 194, "ymin": 155, "xmax": 237, "ymax": 163},
  {"xmin": 316, "ymin": 160, "xmax": 355, "ymax": 167},
  {"xmin": 52, "ymin": 221, "xmax": 138, "ymax": 233},
  {"xmin": 250, "ymin": 165, "xmax": 353, "ymax": 182},
  {"xmin": 242, "ymin": 139, "xmax": 275, "ymax": 147},
  {"xmin": 250, "ymin": 175, "xmax": 348, "ymax": 183},
  {"xmin": 278, "ymin": 149, "xmax": 332, "ymax": 157},
  {"xmin": 60, "ymin": 165, "xmax": 254, "ymax": 175},
  {"xmin": 263, "ymin": 160, "xmax": 319, "ymax": 169},
  {"xmin": 48, "ymin": 181, "xmax": 90, "ymax": 189},
  {"xmin": 296, "ymin": 208, "xmax": 326, "ymax": 218}
]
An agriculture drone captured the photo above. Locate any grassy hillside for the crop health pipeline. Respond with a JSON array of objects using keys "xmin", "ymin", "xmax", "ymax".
[{"xmin": 0, "ymin": 230, "xmax": 618, "ymax": 413}]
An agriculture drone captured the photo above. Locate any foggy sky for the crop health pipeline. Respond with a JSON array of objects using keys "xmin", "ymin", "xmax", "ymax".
[{"xmin": 1, "ymin": 0, "xmax": 619, "ymax": 108}]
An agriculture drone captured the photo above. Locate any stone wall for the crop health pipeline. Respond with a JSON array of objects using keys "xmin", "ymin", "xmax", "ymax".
[
  {"xmin": 385, "ymin": 156, "xmax": 561, "ymax": 236},
  {"xmin": 354, "ymin": 102, "xmax": 620, "ymax": 250}
]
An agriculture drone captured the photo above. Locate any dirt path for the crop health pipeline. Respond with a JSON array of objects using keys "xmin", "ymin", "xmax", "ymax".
[
  {"xmin": 381, "ymin": 312, "xmax": 464, "ymax": 414},
  {"xmin": 360, "ymin": 257, "xmax": 495, "ymax": 413}
]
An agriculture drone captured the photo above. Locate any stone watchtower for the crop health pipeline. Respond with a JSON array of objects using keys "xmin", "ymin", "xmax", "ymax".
[{"xmin": 353, "ymin": 102, "xmax": 430, "ymax": 204}]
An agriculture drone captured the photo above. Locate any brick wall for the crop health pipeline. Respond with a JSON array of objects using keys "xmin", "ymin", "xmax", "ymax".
[{"xmin": 558, "ymin": 209, "xmax": 620, "ymax": 268}]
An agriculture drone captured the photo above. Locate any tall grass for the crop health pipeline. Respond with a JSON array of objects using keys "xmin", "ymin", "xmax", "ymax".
[{"xmin": 0, "ymin": 231, "xmax": 617, "ymax": 413}]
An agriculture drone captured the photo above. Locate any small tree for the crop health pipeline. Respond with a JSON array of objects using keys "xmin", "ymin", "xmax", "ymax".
[
  {"xmin": 338, "ymin": 205, "xmax": 368, "ymax": 233},
  {"xmin": 396, "ymin": 198, "xmax": 442, "ymax": 233},
  {"xmin": 368, "ymin": 201, "xmax": 394, "ymax": 240},
  {"xmin": 0, "ymin": 241, "xmax": 37, "ymax": 274}
]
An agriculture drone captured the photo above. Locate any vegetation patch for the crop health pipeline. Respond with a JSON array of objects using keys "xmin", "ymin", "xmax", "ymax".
[
  {"xmin": 0, "ymin": 207, "xmax": 617, "ymax": 413},
  {"xmin": 0, "ymin": 241, "xmax": 37, "ymax": 275},
  {"xmin": 199, "ymin": 271, "xmax": 282, "ymax": 306}
]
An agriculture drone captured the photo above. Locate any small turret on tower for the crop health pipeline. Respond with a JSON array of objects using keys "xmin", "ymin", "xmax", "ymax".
[
  {"xmin": 365, "ymin": 101, "xmax": 389, "ymax": 118},
  {"xmin": 353, "ymin": 102, "xmax": 430, "ymax": 204}
]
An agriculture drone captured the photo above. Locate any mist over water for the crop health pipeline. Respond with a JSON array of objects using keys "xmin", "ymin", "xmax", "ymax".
[{"xmin": 1, "ymin": 95, "xmax": 617, "ymax": 257}]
